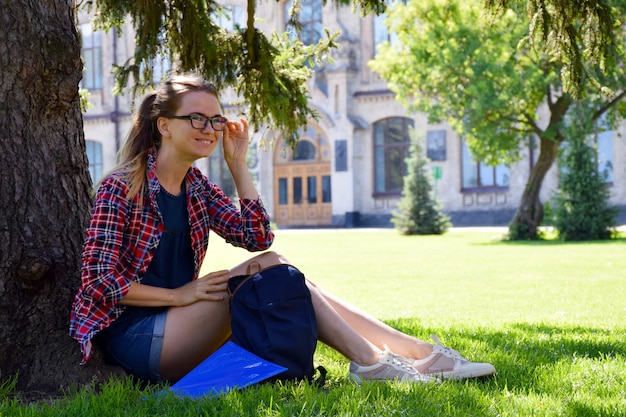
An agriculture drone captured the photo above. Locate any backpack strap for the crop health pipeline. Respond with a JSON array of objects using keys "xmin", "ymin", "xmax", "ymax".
[
  {"xmin": 313, "ymin": 365, "xmax": 328, "ymax": 388},
  {"xmin": 228, "ymin": 263, "xmax": 299, "ymax": 299}
]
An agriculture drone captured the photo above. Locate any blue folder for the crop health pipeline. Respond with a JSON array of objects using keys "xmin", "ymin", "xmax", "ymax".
[{"xmin": 169, "ymin": 341, "xmax": 287, "ymax": 398}]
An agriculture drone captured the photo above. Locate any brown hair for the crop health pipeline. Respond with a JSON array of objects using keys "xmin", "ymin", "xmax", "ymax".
[{"xmin": 97, "ymin": 74, "xmax": 218, "ymax": 200}]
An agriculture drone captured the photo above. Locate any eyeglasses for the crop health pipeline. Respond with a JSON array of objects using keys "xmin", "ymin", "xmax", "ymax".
[{"xmin": 166, "ymin": 113, "xmax": 227, "ymax": 131}]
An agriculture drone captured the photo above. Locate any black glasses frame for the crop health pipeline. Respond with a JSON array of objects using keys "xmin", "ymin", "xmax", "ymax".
[{"xmin": 166, "ymin": 113, "xmax": 227, "ymax": 131}]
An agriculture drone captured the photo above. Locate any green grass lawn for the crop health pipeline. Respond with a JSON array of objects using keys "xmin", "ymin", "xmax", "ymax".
[{"xmin": 3, "ymin": 229, "xmax": 625, "ymax": 416}]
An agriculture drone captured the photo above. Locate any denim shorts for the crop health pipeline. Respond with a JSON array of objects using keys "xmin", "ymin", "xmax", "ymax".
[{"xmin": 100, "ymin": 311, "xmax": 167, "ymax": 382}]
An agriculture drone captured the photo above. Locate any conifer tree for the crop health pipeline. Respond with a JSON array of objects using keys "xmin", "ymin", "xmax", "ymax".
[
  {"xmin": 553, "ymin": 109, "xmax": 617, "ymax": 240},
  {"xmin": 392, "ymin": 135, "xmax": 451, "ymax": 235}
]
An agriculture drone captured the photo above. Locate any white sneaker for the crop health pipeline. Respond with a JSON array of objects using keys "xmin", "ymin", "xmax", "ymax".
[
  {"xmin": 350, "ymin": 346, "xmax": 437, "ymax": 384},
  {"xmin": 411, "ymin": 335, "xmax": 496, "ymax": 380}
]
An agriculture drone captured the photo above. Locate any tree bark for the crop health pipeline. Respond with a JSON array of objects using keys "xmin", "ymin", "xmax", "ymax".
[
  {"xmin": 508, "ymin": 94, "xmax": 572, "ymax": 240},
  {"xmin": 0, "ymin": 0, "xmax": 123, "ymax": 395},
  {"xmin": 508, "ymin": 136, "xmax": 560, "ymax": 239}
]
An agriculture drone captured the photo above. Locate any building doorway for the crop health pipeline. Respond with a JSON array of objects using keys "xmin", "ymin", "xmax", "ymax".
[{"xmin": 274, "ymin": 124, "xmax": 332, "ymax": 227}]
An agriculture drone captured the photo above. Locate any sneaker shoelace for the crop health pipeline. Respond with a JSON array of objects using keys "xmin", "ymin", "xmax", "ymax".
[
  {"xmin": 431, "ymin": 334, "xmax": 464, "ymax": 360},
  {"xmin": 382, "ymin": 344, "xmax": 416, "ymax": 372}
]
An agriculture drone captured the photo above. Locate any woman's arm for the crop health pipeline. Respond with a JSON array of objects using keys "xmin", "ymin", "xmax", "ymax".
[
  {"xmin": 120, "ymin": 269, "xmax": 231, "ymax": 307},
  {"xmin": 202, "ymin": 117, "xmax": 274, "ymax": 251},
  {"xmin": 223, "ymin": 118, "xmax": 260, "ymax": 201}
]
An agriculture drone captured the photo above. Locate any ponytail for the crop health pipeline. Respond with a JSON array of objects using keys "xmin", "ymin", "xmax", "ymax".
[
  {"xmin": 115, "ymin": 92, "xmax": 159, "ymax": 200},
  {"xmin": 95, "ymin": 74, "xmax": 219, "ymax": 201}
]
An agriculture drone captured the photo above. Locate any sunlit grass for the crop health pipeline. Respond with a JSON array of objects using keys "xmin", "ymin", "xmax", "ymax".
[
  {"xmin": 3, "ymin": 229, "xmax": 625, "ymax": 416},
  {"xmin": 203, "ymin": 228, "xmax": 626, "ymax": 327}
]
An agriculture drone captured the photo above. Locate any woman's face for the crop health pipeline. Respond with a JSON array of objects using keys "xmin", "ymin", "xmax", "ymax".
[{"xmin": 158, "ymin": 90, "xmax": 223, "ymax": 162}]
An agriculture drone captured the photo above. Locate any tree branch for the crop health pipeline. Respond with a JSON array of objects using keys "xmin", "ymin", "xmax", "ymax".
[
  {"xmin": 520, "ymin": 112, "xmax": 544, "ymax": 136},
  {"xmin": 592, "ymin": 90, "xmax": 626, "ymax": 122}
]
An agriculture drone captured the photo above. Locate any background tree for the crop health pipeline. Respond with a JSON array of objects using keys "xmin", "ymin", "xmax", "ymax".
[
  {"xmin": 486, "ymin": 0, "xmax": 620, "ymax": 98},
  {"xmin": 392, "ymin": 134, "xmax": 450, "ymax": 235},
  {"xmin": 553, "ymin": 104, "xmax": 618, "ymax": 240},
  {"xmin": 370, "ymin": 0, "xmax": 626, "ymax": 240},
  {"xmin": 0, "ymin": 0, "xmax": 622, "ymax": 396}
]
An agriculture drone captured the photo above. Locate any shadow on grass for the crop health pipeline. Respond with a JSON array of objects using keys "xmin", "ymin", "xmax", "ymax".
[
  {"xmin": 317, "ymin": 320, "xmax": 626, "ymax": 416},
  {"xmin": 388, "ymin": 320, "xmax": 624, "ymax": 388},
  {"xmin": 480, "ymin": 235, "xmax": 626, "ymax": 246}
]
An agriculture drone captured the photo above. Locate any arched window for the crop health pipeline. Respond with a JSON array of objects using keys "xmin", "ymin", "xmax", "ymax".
[
  {"xmin": 373, "ymin": 117, "xmax": 413, "ymax": 195},
  {"xmin": 276, "ymin": 124, "xmax": 330, "ymax": 164},
  {"xmin": 293, "ymin": 140, "xmax": 316, "ymax": 161}
]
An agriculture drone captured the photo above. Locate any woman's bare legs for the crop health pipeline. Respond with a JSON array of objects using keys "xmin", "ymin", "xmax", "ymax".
[
  {"xmin": 226, "ymin": 252, "xmax": 432, "ymax": 364},
  {"xmin": 158, "ymin": 251, "xmax": 430, "ymax": 382},
  {"xmin": 306, "ymin": 282, "xmax": 380, "ymax": 366},
  {"xmin": 159, "ymin": 297, "xmax": 231, "ymax": 382},
  {"xmin": 224, "ymin": 251, "xmax": 432, "ymax": 365},
  {"xmin": 228, "ymin": 252, "xmax": 381, "ymax": 366},
  {"xmin": 305, "ymin": 269, "xmax": 497, "ymax": 381},
  {"xmin": 308, "ymin": 281, "xmax": 434, "ymax": 360}
]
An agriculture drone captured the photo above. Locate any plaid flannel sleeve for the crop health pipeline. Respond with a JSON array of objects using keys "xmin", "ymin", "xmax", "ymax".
[
  {"xmin": 204, "ymin": 184, "xmax": 274, "ymax": 251},
  {"xmin": 79, "ymin": 177, "xmax": 134, "ymax": 305}
]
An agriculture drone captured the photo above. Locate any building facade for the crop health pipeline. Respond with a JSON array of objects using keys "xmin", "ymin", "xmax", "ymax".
[{"xmin": 78, "ymin": 1, "xmax": 626, "ymax": 228}]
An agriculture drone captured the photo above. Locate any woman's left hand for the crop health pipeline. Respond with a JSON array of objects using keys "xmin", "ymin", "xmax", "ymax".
[{"xmin": 223, "ymin": 118, "xmax": 249, "ymax": 163}]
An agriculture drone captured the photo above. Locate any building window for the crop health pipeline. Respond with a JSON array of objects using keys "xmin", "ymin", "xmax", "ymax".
[
  {"xmin": 373, "ymin": 0, "xmax": 404, "ymax": 56},
  {"xmin": 208, "ymin": 146, "xmax": 236, "ymax": 198},
  {"xmin": 215, "ymin": 5, "xmax": 246, "ymax": 31},
  {"xmin": 595, "ymin": 124, "xmax": 614, "ymax": 183},
  {"xmin": 322, "ymin": 175, "xmax": 331, "ymax": 203},
  {"xmin": 80, "ymin": 24, "xmax": 103, "ymax": 90},
  {"xmin": 373, "ymin": 117, "xmax": 414, "ymax": 195},
  {"xmin": 461, "ymin": 140, "xmax": 509, "ymax": 190},
  {"xmin": 560, "ymin": 113, "xmax": 615, "ymax": 183},
  {"xmin": 426, "ymin": 130, "xmax": 446, "ymax": 161},
  {"xmin": 307, "ymin": 176, "xmax": 317, "ymax": 203},
  {"xmin": 85, "ymin": 140, "xmax": 103, "ymax": 183},
  {"xmin": 276, "ymin": 124, "xmax": 330, "ymax": 164},
  {"xmin": 293, "ymin": 177, "xmax": 303, "ymax": 204},
  {"xmin": 278, "ymin": 178, "xmax": 288, "ymax": 205},
  {"xmin": 285, "ymin": 0, "xmax": 323, "ymax": 46},
  {"xmin": 293, "ymin": 139, "xmax": 317, "ymax": 161},
  {"xmin": 139, "ymin": 52, "xmax": 172, "ymax": 86},
  {"xmin": 149, "ymin": 53, "xmax": 172, "ymax": 84}
]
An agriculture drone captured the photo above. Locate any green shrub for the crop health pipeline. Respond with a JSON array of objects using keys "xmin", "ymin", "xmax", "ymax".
[
  {"xmin": 392, "ymin": 134, "xmax": 451, "ymax": 235},
  {"xmin": 553, "ymin": 124, "xmax": 617, "ymax": 240}
]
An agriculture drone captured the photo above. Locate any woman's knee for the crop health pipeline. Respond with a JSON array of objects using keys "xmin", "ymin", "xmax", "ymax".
[
  {"xmin": 256, "ymin": 251, "xmax": 290, "ymax": 265},
  {"xmin": 229, "ymin": 251, "xmax": 290, "ymax": 276}
]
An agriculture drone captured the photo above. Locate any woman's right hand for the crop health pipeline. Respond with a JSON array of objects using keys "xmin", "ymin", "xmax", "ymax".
[
  {"xmin": 121, "ymin": 270, "xmax": 232, "ymax": 308},
  {"xmin": 173, "ymin": 269, "xmax": 231, "ymax": 306}
]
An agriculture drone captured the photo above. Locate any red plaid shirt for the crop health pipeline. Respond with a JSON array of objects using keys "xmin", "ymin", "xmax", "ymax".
[{"xmin": 69, "ymin": 149, "xmax": 274, "ymax": 363}]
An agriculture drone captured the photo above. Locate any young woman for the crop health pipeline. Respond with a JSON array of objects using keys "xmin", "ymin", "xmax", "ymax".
[{"xmin": 69, "ymin": 74, "xmax": 496, "ymax": 384}]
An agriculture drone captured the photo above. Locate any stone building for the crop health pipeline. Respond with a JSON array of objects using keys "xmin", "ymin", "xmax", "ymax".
[{"xmin": 78, "ymin": 1, "xmax": 626, "ymax": 228}]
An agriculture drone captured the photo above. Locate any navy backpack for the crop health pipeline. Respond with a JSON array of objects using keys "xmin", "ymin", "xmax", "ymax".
[{"xmin": 228, "ymin": 263, "xmax": 325, "ymax": 384}]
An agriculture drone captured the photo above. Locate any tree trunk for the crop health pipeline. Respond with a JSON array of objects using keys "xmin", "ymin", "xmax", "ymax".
[
  {"xmin": 0, "ymin": 0, "xmax": 123, "ymax": 396},
  {"xmin": 508, "ymin": 136, "xmax": 560, "ymax": 239},
  {"xmin": 508, "ymin": 93, "xmax": 573, "ymax": 240}
]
